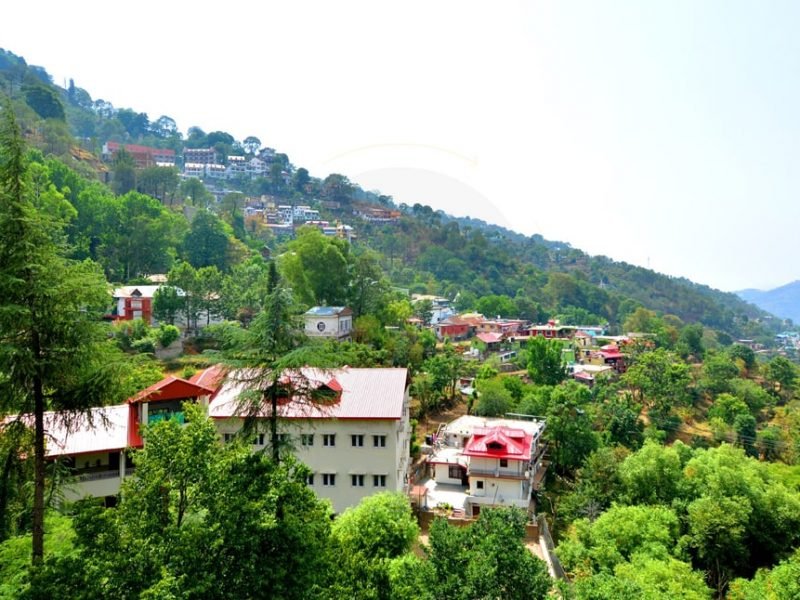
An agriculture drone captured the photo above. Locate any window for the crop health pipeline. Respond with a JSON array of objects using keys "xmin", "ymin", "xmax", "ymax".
[
  {"xmin": 351, "ymin": 474, "xmax": 365, "ymax": 487},
  {"xmin": 223, "ymin": 433, "xmax": 234, "ymax": 443},
  {"xmin": 306, "ymin": 474, "xmax": 315, "ymax": 486},
  {"xmin": 500, "ymin": 459, "xmax": 508, "ymax": 468},
  {"xmin": 322, "ymin": 473, "xmax": 336, "ymax": 486},
  {"xmin": 448, "ymin": 465, "xmax": 462, "ymax": 479},
  {"xmin": 301, "ymin": 434, "xmax": 314, "ymax": 446},
  {"xmin": 323, "ymin": 434, "xmax": 336, "ymax": 447},
  {"xmin": 373, "ymin": 474, "xmax": 387, "ymax": 487},
  {"xmin": 476, "ymin": 480, "xmax": 484, "ymax": 490},
  {"xmin": 373, "ymin": 435, "xmax": 387, "ymax": 448},
  {"xmin": 253, "ymin": 433, "xmax": 265, "ymax": 445},
  {"xmin": 351, "ymin": 434, "xmax": 364, "ymax": 447},
  {"xmin": 277, "ymin": 433, "xmax": 290, "ymax": 445}
]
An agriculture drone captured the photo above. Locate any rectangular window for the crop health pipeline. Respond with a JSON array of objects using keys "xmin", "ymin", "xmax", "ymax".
[
  {"xmin": 301, "ymin": 434, "xmax": 314, "ymax": 446},
  {"xmin": 252, "ymin": 433, "xmax": 265, "ymax": 445},
  {"xmin": 277, "ymin": 433, "xmax": 290, "ymax": 445},
  {"xmin": 223, "ymin": 433, "xmax": 234, "ymax": 443},
  {"xmin": 306, "ymin": 474, "xmax": 315, "ymax": 486},
  {"xmin": 351, "ymin": 434, "xmax": 364, "ymax": 447},
  {"xmin": 476, "ymin": 480, "xmax": 484, "ymax": 490},
  {"xmin": 500, "ymin": 459, "xmax": 508, "ymax": 468},
  {"xmin": 322, "ymin": 473, "xmax": 336, "ymax": 486},
  {"xmin": 323, "ymin": 434, "xmax": 336, "ymax": 447},
  {"xmin": 351, "ymin": 474, "xmax": 365, "ymax": 487},
  {"xmin": 448, "ymin": 465, "xmax": 462, "ymax": 479},
  {"xmin": 373, "ymin": 474, "xmax": 387, "ymax": 487},
  {"xmin": 373, "ymin": 435, "xmax": 387, "ymax": 448}
]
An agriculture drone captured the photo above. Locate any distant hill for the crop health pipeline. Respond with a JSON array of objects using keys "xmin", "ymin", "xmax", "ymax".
[{"xmin": 738, "ymin": 281, "xmax": 800, "ymax": 324}]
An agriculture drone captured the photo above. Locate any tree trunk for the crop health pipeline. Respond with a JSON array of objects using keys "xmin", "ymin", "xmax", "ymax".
[{"xmin": 32, "ymin": 373, "xmax": 45, "ymax": 564}]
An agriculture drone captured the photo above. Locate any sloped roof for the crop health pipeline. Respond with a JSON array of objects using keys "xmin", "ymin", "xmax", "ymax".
[
  {"xmin": 209, "ymin": 367, "xmax": 408, "ymax": 420},
  {"xmin": 304, "ymin": 306, "xmax": 352, "ymax": 317},
  {"xmin": 128, "ymin": 376, "xmax": 215, "ymax": 404},
  {"xmin": 2, "ymin": 404, "xmax": 131, "ymax": 458},
  {"xmin": 476, "ymin": 332, "xmax": 503, "ymax": 344},
  {"xmin": 189, "ymin": 365, "xmax": 227, "ymax": 391},
  {"xmin": 463, "ymin": 426, "xmax": 533, "ymax": 461}
]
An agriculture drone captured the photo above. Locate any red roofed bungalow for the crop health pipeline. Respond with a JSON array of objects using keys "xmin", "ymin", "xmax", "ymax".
[{"xmin": 462, "ymin": 425, "xmax": 537, "ymax": 516}]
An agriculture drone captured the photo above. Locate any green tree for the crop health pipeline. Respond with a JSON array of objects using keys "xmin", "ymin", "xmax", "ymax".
[
  {"xmin": 621, "ymin": 349, "xmax": 690, "ymax": 428},
  {"xmin": 618, "ymin": 440, "xmax": 686, "ymax": 506},
  {"xmin": 184, "ymin": 209, "xmax": 234, "ymax": 271},
  {"xmin": 35, "ymin": 404, "xmax": 332, "ymax": 599},
  {"xmin": 527, "ymin": 336, "xmax": 567, "ymax": 386},
  {"xmin": 111, "ymin": 146, "xmax": 136, "ymax": 195},
  {"xmin": 707, "ymin": 393, "xmax": 750, "ymax": 425},
  {"xmin": 546, "ymin": 382, "xmax": 598, "ymax": 473},
  {"xmin": 685, "ymin": 496, "xmax": 751, "ymax": 597},
  {"xmin": 729, "ymin": 549, "xmax": 800, "ymax": 600},
  {"xmin": 22, "ymin": 84, "xmax": 65, "ymax": 120},
  {"xmin": 179, "ymin": 177, "xmax": 212, "ymax": 208},
  {"xmin": 765, "ymin": 356, "xmax": 797, "ymax": 402},
  {"xmin": 328, "ymin": 492, "xmax": 419, "ymax": 598},
  {"xmin": 279, "ymin": 226, "xmax": 350, "ymax": 306},
  {"xmin": 152, "ymin": 285, "xmax": 183, "ymax": 325},
  {"xmin": 426, "ymin": 508, "xmax": 550, "ymax": 600},
  {"xmin": 0, "ymin": 106, "xmax": 123, "ymax": 563},
  {"xmin": 474, "ymin": 377, "xmax": 514, "ymax": 417}
]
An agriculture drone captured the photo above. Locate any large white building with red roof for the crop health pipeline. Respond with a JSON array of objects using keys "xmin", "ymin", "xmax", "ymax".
[
  {"xmin": 211, "ymin": 367, "xmax": 412, "ymax": 513},
  {"xmin": 11, "ymin": 366, "xmax": 411, "ymax": 513}
]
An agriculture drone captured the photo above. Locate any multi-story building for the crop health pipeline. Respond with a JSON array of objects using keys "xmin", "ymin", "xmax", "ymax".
[
  {"xmin": 211, "ymin": 367, "xmax": 412, "ymax": 514},
  {"xmin": 17, "ymin": 366, "xmax": 411, "ymax": 515},
  {"xmin": 183, "ymin": 147, "xmax": 219, "ymax": 165},
  {"xmin": 422, "ymin": 415, "xmax": 546, "ymax": 518}
]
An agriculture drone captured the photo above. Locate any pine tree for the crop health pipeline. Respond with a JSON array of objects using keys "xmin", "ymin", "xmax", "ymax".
[{"xmin": 0, "ymin": 104, "xmax": 120, "ymax": 564}]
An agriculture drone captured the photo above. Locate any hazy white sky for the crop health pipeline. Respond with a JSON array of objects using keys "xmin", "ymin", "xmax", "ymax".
[{"xmin": 3, "ymin": 1, "xmax": 799, "ymax": 292}]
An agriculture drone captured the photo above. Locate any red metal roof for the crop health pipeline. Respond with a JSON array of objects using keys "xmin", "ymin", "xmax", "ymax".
[
  {"xmin": 209, "ymin": 368, "xmax": 408, "ymax": 420},
  {"xmin": 463, "ymin": 426, "xmax": 533, "ymax": 461},
  {"xmin": 600, "ymin": 351, "xmax": 624, "ymax": 360},
  {"xmin": 189, "ymin": 365, "xmax": 227, "ymax": 391},
  {"xmin": 476, "ymin": 332, "xmax": 503, "ymax": 344},
  {"xmin": 128, "ymin": 376, "xmax": 216, "ymax": 404}
]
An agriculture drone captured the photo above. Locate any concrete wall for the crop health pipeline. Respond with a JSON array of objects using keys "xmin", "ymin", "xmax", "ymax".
[{"xmin": 215, "ymin": 415, "xmax": 410, "ymax": 514}]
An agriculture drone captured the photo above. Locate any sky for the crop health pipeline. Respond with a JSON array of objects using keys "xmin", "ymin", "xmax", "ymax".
[{"xmin": 3, "ymin": 1, "xmax": 800, "ymax": 292}]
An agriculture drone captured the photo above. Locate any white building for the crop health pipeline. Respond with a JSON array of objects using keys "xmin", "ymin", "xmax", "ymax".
[
  {"xmin": 304, "ymin": 306, "xmax": 353, "ymax": 340},
  {"xmin": 211, "ymin": 367, "xmax": 412, "ymax": 514},
  {"xmin": 293, "ymin": 205, "xmax": 321, "ymax": 222},
  {"xmin": 424, "ymin": 415, "xmax": 546, "ymax": 518},
  {"xmin": 17, "ymin": 367, "xmax": 411, "ymax": 515}
]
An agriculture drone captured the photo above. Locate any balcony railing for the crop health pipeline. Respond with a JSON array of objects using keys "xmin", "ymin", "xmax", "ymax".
[
  {"xmin": 73, "ymin": 466, "xmax": 136, "ymax": 482},
  {"xmin": 467, "ymin": 467, "xmax": 528, "ymax": 480}
]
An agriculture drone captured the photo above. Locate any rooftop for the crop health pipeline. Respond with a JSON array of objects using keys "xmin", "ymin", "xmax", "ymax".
[
  {"xmin": 209, "ymin": 367, "xmax": 408, "ymax": 420},
  {"xmin": 304, "ymin": 306, "xmax": 352, "ymax": 317},
  {"xmin": 463, "ymin": 426, "xmax": 533, "ymax": 461}
]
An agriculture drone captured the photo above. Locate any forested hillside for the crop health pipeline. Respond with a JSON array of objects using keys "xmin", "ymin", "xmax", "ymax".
[{"xmin": 0, "ymin": 47, "xmax": 779, "ymax": 344}]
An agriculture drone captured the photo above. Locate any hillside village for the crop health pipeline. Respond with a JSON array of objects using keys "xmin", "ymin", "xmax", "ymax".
[{"xmin": 2, "ymin": 46, "xmax": 800, "ymax": 599}]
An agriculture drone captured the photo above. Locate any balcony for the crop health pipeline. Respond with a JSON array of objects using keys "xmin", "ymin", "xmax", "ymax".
[
  {"xmin": 73, "ymin": 466, "xmax": 135, "ymax": 482},
  {"xmin": 467, "ymin": 467, "xmax": 528, "ymax": 480}
]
